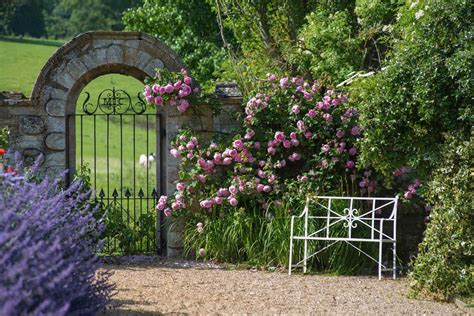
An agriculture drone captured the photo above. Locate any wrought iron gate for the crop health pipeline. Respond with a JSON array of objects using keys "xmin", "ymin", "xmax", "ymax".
[{"xmin": 67, "ymin": 87, "xmax": 165, "ymax": 255}]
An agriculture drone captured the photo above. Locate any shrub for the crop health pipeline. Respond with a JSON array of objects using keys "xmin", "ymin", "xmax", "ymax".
[
  {"xmin": 156, "ymin": 74, "xmax": 414, "ymax": 270},
  {"xmin": 353, "ymin": 0, "xmax": 473, "ymax": 179},
  {"xmin": 0, "ymin": 155, "xmax": 112, "ymax": 315},
  {"xmin": 409, "ymin": 134, "xmax": 473, "ymax": 300}
]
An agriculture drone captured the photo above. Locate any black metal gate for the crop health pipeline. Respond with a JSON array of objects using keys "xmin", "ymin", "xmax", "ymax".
[{"xmin": 67, "ymin": 87, "xmax": 165, "ymax": 255}]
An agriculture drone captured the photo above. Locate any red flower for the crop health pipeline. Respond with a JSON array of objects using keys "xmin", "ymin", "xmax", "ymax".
[{"xmin": 0, "ymin": 148, "xmax": 4, "ymax": 156}]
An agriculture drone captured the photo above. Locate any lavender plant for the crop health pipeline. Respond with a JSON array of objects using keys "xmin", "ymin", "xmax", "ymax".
[{"xmin": 0, "ymin": 154, "xmax": 113, "ymax": 315}]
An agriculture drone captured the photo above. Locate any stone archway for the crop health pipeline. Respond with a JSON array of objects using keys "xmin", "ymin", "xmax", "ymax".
[{"xmin": 30, "ymin": 31, "xmax": 187, "ymax": 184}]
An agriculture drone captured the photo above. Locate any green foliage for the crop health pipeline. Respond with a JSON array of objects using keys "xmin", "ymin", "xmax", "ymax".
[
  {"xmin": 123, "ymin": 0, "xmax": 228, "ymax": 92},
  {"xmin": 409, "ymin": 134, "xmax": 473, "ymax": 300},
  {"xmin": 46, "ymin": 0, "xmax": 141, "ymax": 39},
  {"xmin": 353, "ymin": 0, "xmax": 473, "ymax": 179},
  {"xmin": 0, "ymin": 128, "xmax": 9, "ymax": 149},
  {"xmin": 0, "ymin": 0, "xmax": 46, "ymax": 37}
]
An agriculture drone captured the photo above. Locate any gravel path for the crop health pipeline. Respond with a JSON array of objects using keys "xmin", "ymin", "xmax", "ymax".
[{"xmin": 104, "ymin": 260, "xmax": 461, "ymax": 315}]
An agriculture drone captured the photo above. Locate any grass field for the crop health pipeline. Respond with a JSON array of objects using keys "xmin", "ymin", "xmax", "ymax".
[{"xmin": 0, "ymin": 36, "xmax": 159, "ymax": 198}]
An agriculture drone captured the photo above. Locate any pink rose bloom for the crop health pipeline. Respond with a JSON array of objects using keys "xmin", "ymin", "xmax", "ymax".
[
  {"xmin": 163, "ymin": 208, "xmax": 172, "ymax": 217},
  {"xmin": 305, "ymin": 131, "xmax": 312, "ymax": 140},
  {"xmin": 223, "ymin": 157, "xmax": 233, "ymax": 165},
  {"xmin": 179, "ymin": 134, "xmax": 187, "ymax": 141},
  {"xmin": 267, "ymin": 147, "xmax": 276, "ymax": 155},
  {"xmin": 259, "ymin": 160, "xmax": 265, "ymax": 167},
  {"xmin": 200, "ymin": 200, "xmax": 212, "ymax": 209},
  {"xmin": 274, "ymin": 131, "xmax": 286, "ymax": 142},
  {"xmin": 144, "ymin": 85, "xmax": 152, "ymax": 95},
  {"xmin": 177, "ymin": 99, "xmax": 189, "ymax": 112},
  {"xmin": 244, "ymin": 129, "xmax": 255, "ymax": 140},
  {"xmin": 170, "ymin": 148, "xmax": 180, "ymax": 158},
  {"xmin": 196, "ymin": 174, "xmax": 206, "ymax": 183},
  {"xmin": 187, "ymin": 152, "xmax": 194, "ymax": 159},
  {"xmin": 413, "ymin": 179, "xmax": 421, "ymax": 188},
  {"xmin": 266, "ymin": 73, "xmax": 276, "ymax": 81},
  {"xmin": 159, "ymin": 87, "xmax": 166, "ymax": 95},
  {"xmin": 257, "ymin": 184, "xmax": 264, "ymax": 192},
  {"xmin": 145, "ymin": 95, "xmax": 154, "ymax": 103},
  {"xmin": 199, "ymin": 248, "xmax": 205, "ymax": 257},
  {"xmin": 321, "ymin": 159, "xmax": 329, "ymax": 168},
  {"xmin": 300, "ymin": 175, "xmax": 308, "ymax": 182},
  {"xmin": 291, "ymin": 139, "xmax": 299, "ymax": 146},
  {"xmin": 186, "ymin": 141, "xmax": 195, "ymax": 150},
  {"xmin": 254, "ymin": 142, "xmax": 261, "ymax": 149},
  {"xmin": 393, "ymin": 167, "xmax": 406, "ymax": 177},
  {"xmin": 322, "ymin": 144, "xmax": 330, "ymax": 153},
  {"xmin": 280, "ymin": 159, "xmax": 287, "ymax": 168},
  {"xmin": 217, "ymin": 188, "xmax": 230, "ymax": 197},
  {"xmin": 346, "ymin": 160, "xmax": 355, "ymax": 169},
  {"xmin": 263, "ymin": 185, "xmax": 272, "ymax": 193},
  {"xmin": 230, "ymin": 149, "xmax": 238, "ymax": 157},
  {"xmin": 280, "ymin": 77, "xmax": 289, "ymax": 89},
  {"xmin": 228, "ymin": 197, "xmax": 238, "ymax": 206},
  {"xmin": 209, "ymin": 142, "xmax": 217, "ymax": 150},
  {"xmin": 307, "ymin": 109, "xmax": 317, "ymax": 118},
  {"xmin": 172, "ymin": 201, "xmax": 182, "ymax": 210},
  {"xmin": 213, "ymin": 152, "xmax": 222, "ymax": 162},
  {"xmin": 291, "ymin": 105, "xmax": 300, "ymax": 114},
  {"xmin": 233, "ymin": 139, "xmax": 244, "ymax": 150},
  {"xmin": 229, "ymin": 185, "xmax": 238, "ymax": 195},
  {"xmin": 173, "ymin": 80, "xmax": 182, "ymax": 90},
  {"xmin": 268, "ymin": 174, "xmax": 276, "ymax": 183},
  {"xmin": 156, "ymin": 195, "xmax": 168, "ymax": 210},
  {"xmin": 404, "ymin": 191, "xmax": 413, "ymax": 199},
  {"xmin": 297, "ymin": 120, "xmax": 306, "ymax": 131},
  {"xmin": 336, "ymin": 130, "xmax": 345, "ymax": 138},
  {"xmin": 214, "ymin": 196, "xmax": 222, "ymax": 205},
  {"xmin": 257, "ymin": 169, "xmax": 266, "ymax": 178},
  {"xmin": 283, "ymin": 140, "xmax": 291, "ymax": 149},
  {"xmin": 339, "ymin": 142, "xmax": 346, "ymax": 149},
  {"xmin": 164, "ymin": 83, "xmax": 174, "ymax": 94},
  {"xmin": 323, "ymin": 113, "xmax": 333, "ymax": 122},
  {"xmin": 359, "ymin": 179, "xmax": 369, "ymax": 188},
  {"xmin": 351, "ymin": 125, "xmax": 361, "ymax": 136},
  {"xmin": 290, "ymin": 132, "xmax": 297, "ymax": 140},
  {"xmin": 184, "ymin": 76, "xmax": 192, "ymax": 84},
  {"xmin": 349, "ymin": 147, "xmax": 358, "ymax": 156},
  {"xmin": 176, "ymin": 183, "xmax": 185, "ymax": 191},
  {"xmin": 152, "ymin": 84, "xmax": 160, "ymax": 94}
]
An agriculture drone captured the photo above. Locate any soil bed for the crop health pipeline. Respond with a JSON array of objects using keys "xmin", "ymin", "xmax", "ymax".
[{"xmin": 104, "ymin": 259, "xmax": 460, "ymax": 315}]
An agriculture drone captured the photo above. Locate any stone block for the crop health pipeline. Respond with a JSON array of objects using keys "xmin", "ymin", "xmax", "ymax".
[
  {"xmin": 14, "ymin": 135, "xmax": 44, "ymax": 150},
  {"xmin": 45, "ymin": 99, "xmax": 66, "ymax": 117},
  {"xmin": 50, "ymin": 88, "xmax": 68, "ymax": 101},
  {"xmin": 95, "ymin": 47, "xmax": 108, "ymax": 65},
  {"xmin": 20, "ymin": 116, "xmax": 45, "ymax": 135},
  {"xmin": 135, "ymin": 51, "xmax": 152, "ymax": 69},
  {"xmin": 106, "ymin": 45, "xmax": 123, "ymax": 64},
  {"xmin": 56, "ymin": 71, "xmax": 76, "ymax": 90},
  {"xmin": 66, "ymin": 58, "xmax": 88, "ymax": 80},
  {"xmin": 44, "ymin": 151, "xmax": 65, "ymax": 167},
  {"xmin": 45, "ymin": 116, "xmax": 65, "ymax": 133},
  {"xmin": 144, "ymin": 59, "xmax": 164, "ymax": 77},
  {"xmin": 45, "ymin": 132, "xmax": 65, "ymax": 150},
  {"xmin": 123, "ymin": 47, "xmax": 138, "ymax": 66}
]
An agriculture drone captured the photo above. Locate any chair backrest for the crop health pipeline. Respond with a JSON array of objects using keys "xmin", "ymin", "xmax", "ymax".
[{"xmin": 302, "ymin": 195, "xmax": 399, "ymax": 242}]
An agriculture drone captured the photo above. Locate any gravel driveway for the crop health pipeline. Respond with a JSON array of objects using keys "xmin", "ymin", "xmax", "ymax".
[{"xmin": 104, "ymin": 259, "xmax": 461, "ymax": 315}]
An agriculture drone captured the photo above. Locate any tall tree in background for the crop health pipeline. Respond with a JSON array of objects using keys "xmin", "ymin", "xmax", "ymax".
[
  {"xmin": 123, "ymin": 0, "xmax": 229, "ymax": 92},
  {"xmin": 0, "ymin": 0, "xmax": 46, "ymax": 37},
  {"xmin": 46, "ymin": 0, "xmax": 141, "ymax": 39}
]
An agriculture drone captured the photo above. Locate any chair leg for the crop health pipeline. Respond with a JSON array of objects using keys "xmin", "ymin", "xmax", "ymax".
[
  {"xmin": 392, "ymin": 242, "xmax": 397, "ymax": 280},
  {"xmin": 378, "ymin": 241, "xmax": 382, "ymax": 280},
  {"xmin": 288, "ymin": 236, "xmax": 293, "ymax": 276}
]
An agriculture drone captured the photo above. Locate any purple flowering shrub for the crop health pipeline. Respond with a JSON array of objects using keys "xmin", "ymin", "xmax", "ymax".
[{"xmin": 0, "ymin": 156, "xmax": 112, "ymax": 315}]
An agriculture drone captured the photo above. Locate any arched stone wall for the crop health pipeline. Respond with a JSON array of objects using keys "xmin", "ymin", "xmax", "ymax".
[{"xmin": 30, "ymin": 31, "xmax": 188, "ymax": 181}]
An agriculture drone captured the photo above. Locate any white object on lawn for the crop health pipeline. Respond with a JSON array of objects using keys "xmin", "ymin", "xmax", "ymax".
[
  {"xmin": 139, "ymin": 153, "xmax": 156, "ymax": 169},
  {"xmin": 288, "ymin": 195, "xmax": 399, "ymax": 280}
]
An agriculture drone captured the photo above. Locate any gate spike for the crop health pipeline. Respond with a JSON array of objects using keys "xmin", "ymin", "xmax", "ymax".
[
  {"xmin": 112, "ymin": 188, "xmax": 119, "ymax": 198},
  {"xmin": 151, "ymin": 188, "xmax": 158, "ymax": 198},
  {"xmin": 98, "ymin": 189, "xmax": 105, "ymax": 198},
  {"xmin": 138, "ymin": 188, "xmax": 145, "ymax": 198},
  {"xmin": 125, "ymin": 188, "xmax": 131, "ymax": 198}
]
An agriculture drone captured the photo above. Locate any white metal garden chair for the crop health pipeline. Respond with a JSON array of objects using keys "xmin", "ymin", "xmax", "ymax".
[{"xmin": 288, "ymin": 195, "xmax": 399, "ymax": 279}]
